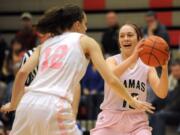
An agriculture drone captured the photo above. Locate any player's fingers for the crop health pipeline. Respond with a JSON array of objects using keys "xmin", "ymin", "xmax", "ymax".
[
  {"xmin": 141, "ymin": 103, "xmax": 155, "ymax": 114},
  {"xmin": 136, "ymin": 102, "xmax": 155, "ymax": 113},
  {"xmin": 143, "ymin": 102, "xmax": 155, "ymax": 109},
  {"xmin": 137, "ymin": 39, "xmax": 145, "ymax": 47},
  {"xmin": 145, "ymin": 105, "xmax": 155, "ymax": 114},
  {"xmin": 137, "ymin": 47, "xmax": 143, "ymax": 53},
  {"xmin": 143, "ymin": 102, "xmax": 155, "ymax": 110},
  {"xmin": 145, "ymin": 107, "xmax": 154, "ymax": 114}
]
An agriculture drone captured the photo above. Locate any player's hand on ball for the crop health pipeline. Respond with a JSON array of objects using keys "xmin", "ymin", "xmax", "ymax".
[
  {"xmin": 162, "ymin": 54, "xmax": 170, "ymax": 68},
  {"xmin": 0, "ymin": 102, "xmax": 16, "ymax": 113},
  {"xmin": 130, "ymin": 39, "xmax": 144, "ymax": 62},
  {"xmin": 129, "ymin": 99, "xmax": 155, "ymax": 114}
]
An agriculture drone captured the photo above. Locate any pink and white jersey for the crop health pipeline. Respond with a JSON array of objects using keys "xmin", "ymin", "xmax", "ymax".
[
  {"xmin": 100, "ymin": 54, "xmax": 150, "ymax": 111},
  {"xmin": 26, "ymin": 32, "xmax": 89, "ymax": 103}
]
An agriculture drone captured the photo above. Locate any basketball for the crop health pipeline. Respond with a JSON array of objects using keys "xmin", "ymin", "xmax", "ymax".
[{"xmin": 139, "ymin": 35, "xmax": 169, "ymax": 67}]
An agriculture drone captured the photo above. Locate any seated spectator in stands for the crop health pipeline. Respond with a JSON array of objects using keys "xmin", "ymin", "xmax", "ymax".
[
  {"xmin": 0, "ymin": 35, "xmax": 8, "ymax": 107},
  {"xmin": 81, "ymin": 62, "xmax": 104, "ymax": 95},
  {"xmin": 15, "ymin": 12, "xmax": 38, "ymax": 51},
  {"xmin": 142, "ymin": 11, "xmax": 170, "ymax": 44},
  {"xmin": 79, "ymin": 63, "xmax": 104, "ymax": 120},
  {"xmin": 101, "ymin": 11, "xmax": 120, "ymax": 57},
  {"xmin": 150, "ymin": 58, "xmax": 180, "ymax": 135},
  {"xmin": 1, "ymin": 38, "xmax": 24, "ymax": 83},
  {"xmin": 168, "ymin": 61, "xmax": 179, "ymax": 91},
  {"xmin": 0, "ymin": 38, "xmax": 24, "ymax": 132},
  {"xmin": 142, "ymin": 10, "xmax": 171, "ymax": 76},
  {"xmin": 0, "ymin": 120, "xmax": 5, "ymax": 135},
  {"xmin": 0, "ymin": 34, "xmax": 8, "ymax": 76},
  {"xmin": 0, "ymin": 82, "xmax": 6, "ymax": 107}
]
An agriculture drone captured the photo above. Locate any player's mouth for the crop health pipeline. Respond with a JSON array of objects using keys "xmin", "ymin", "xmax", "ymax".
[{"xmin": 123, "ymin": 44, "xmax": 132, "ymax": 48}]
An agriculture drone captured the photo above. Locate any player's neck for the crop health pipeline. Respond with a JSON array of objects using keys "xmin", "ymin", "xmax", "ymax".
[
  {"xmin": 121, "ymin": 52, "xmax": 131, "ymax": 60},
  {"xmin": 122, "ymin": 53, "xmax": 137, "ymax": 69}
]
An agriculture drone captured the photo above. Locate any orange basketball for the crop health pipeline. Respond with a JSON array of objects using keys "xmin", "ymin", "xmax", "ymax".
[{"xmin": 139, "ymin": 35, "xmax": 169, "ymax": 67}]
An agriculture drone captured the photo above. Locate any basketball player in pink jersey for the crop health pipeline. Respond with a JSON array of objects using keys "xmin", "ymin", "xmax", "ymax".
[
  {"xmin": 91, "ymin": 24, "xmax": 169, "ymax": 135},
  {"xmin": 1, "ymin": 6, "xmax": 154, "ymax": 135}
]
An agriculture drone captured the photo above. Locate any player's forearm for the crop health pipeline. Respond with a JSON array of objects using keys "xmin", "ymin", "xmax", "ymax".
[
  {"xmin": 11, "ymin": 70, "xmax": 28, "ymax": 108},
  {"xmin": 107, "ymin": 75, "xmax": 133, "ymax": 104},
  {"xmin": 156, "ymin": 66, "xmax": 168, "ymax": 98},
  {"xmin": 113, "ymin": 56, "xmax": 135, "ymax": 76}
]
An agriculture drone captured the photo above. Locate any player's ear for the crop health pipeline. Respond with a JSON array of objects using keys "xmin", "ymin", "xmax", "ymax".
[{"xmin": 72, "ymin": 21, "xmax": 81, "ymax": 31}]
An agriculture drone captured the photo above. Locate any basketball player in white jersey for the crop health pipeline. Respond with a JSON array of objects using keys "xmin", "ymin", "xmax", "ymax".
[
  {"xmin": 21, "ymin": 45, "xmax": 81, "ymax": 119},
  {"xmin": 91, "ymin": 24, "xmax": 169, "ymax": 135},
  {"xmin": 1, "ymin": 6, "xmax": 154, "ymax": 135}
]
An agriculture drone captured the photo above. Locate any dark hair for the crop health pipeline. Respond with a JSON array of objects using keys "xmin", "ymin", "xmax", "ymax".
[
  {"xmin": 146, "ymin": 11, "xmax": 157, "ymax": 18},
  {"xmin": 121, "ymin": 23, "xmax": 143, "ymax": 41},
  {"xmin": 36, "ymin": 5, "xmax": 84, "ymax": 34},
  {"xmin": 10, "ymin": 38, "xmax": 22, "ymax": 47}
]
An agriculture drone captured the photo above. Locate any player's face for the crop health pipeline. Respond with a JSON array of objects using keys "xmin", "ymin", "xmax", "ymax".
[
  {"xmin": 71, "ymin": 13, "xmax": 87, "ymax": 34},
  {"xmin": 119, "ymin": 25, "xmax": 139, "ymax": 56},
  {"xmin": 78, "ymin": 13, "xmax": 88, "ymax": 34},
  {"xmin": 145, "ymin": 16, "xmax": 156, "ymax": 27},
  {"xmin": 171, "ymin": 64, "xmax": 180, "ymax": 79}
]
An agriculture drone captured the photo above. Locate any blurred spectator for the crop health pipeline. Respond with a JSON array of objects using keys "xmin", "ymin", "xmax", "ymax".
[
  {"xmin": 1, "ymin": 38, "xmax": 24, "ymax": 83},
  {"xmin": 79, "ymin": 63, "xmax": 104, "ymax": 120},
  {"xmin": 101, "ymin": 11, "xmax": 120, "ymax": 57},
  {"xmin": 168, "ymin": 59, "xmax": 179, "ymax": 91},
  {"xmin": 0, "ymin": 82, "xmax": 6, "ymax": 107},
  {"xmin": 15, "ymin": 12, "xmax": 38, "ymax": 51},
  {"xmin": 142, "ymin": 11, "xmax": 170, "ymax": 44},
  {"xmin": 81, "ymin": 63, "xmax": 104, "ymax": 95},
  {"xmin": 150, "ymin": 58, "xmax": 180, "ymax": 135},
  {"xmin": 0, "ymin": 121, "xmax": 5, "ymax": 135},
  {"xmin": 0, "ymin": 34, "xmax": 8, "ymax": 76},
  {"xmin": 0, "ymin": 34, "xmax": 8, "ymax": 135},
  {"xmin": 0, "ymin": 38, "xmax": 24, "ymax": 133},
  {"xmin": 142, "ymin": 11, "xmax": 171, "ymax": 76}
]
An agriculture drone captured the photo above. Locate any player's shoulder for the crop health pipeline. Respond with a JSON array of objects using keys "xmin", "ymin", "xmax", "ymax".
[
  {"xmin": 106, "ymin": 54, "xmax": 120, "ymax": 64},
  {"xmin": 21, "ymin": 48, "xmax": 36, "ymax": 64},
  {"xmin": 24, "ymin": 48, "xmax": 36, "ymax": 58}
]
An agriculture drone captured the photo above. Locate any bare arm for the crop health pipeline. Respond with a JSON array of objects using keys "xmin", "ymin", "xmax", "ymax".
[
  {"xmin": 148, "ymin": 65, "xmax": 168, "ymax": 99},
  {"xmin": 72, "ymin": 83, "xmax": 81, "ymax": 118},
  {"xmin": 80, "ymin": 36, "xmax": 154, "ymax": 113},
  {"xmin": 1, "ymin": 46, "xmax": 41, "ymax": 112},
  {"xmin": 106, "ymin": 56, "xmax": 135, "ymax": 77},
  {"xmin": 106, "ymin": 42, "xmax": 142, "ymax": 77}
]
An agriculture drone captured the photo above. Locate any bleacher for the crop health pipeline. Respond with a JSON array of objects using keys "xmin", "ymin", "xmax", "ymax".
[{"xmin": 0, "ymin": 0, "xmax": 180, "ymax": 47}]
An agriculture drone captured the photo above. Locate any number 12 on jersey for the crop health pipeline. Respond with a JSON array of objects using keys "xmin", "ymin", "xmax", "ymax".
[{"xmin": 40, "ymin": 45, "xmax": 68, "ymax": 72}]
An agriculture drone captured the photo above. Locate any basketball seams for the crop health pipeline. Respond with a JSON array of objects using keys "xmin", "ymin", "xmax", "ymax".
[
  {"xmin": 145, "ymin": 36, "xmax": 169, "ymax": 54},
  {"xmin": 141, "ymin": 44, "xmax": 168, "ymax": 56},
  {"xmin": 139, "ymin": 53, "xmax": 151, "ymax": 65},
  {"xmin": 140, "ymin": 53, "xmax": 161, "ymax": 66},
  {"xmin": 148, "ymin": 40, "xmax": 156, "ymax": 65},
  {"xmin": 139, "ymin": 36, "xmax": 169, "ymax": 67},
  {"xmin": 150, "ymin": 53, "xmax": 161, "ymax": 66}
]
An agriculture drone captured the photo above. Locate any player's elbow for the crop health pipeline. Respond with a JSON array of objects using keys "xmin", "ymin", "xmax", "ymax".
[
  {"xmin": 158, "ymin": 92, "xmax": 168, "ymax": 99},
  {"xmin": 106, "ymin": 76, "xmax": 118, "ymax": 87}
]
